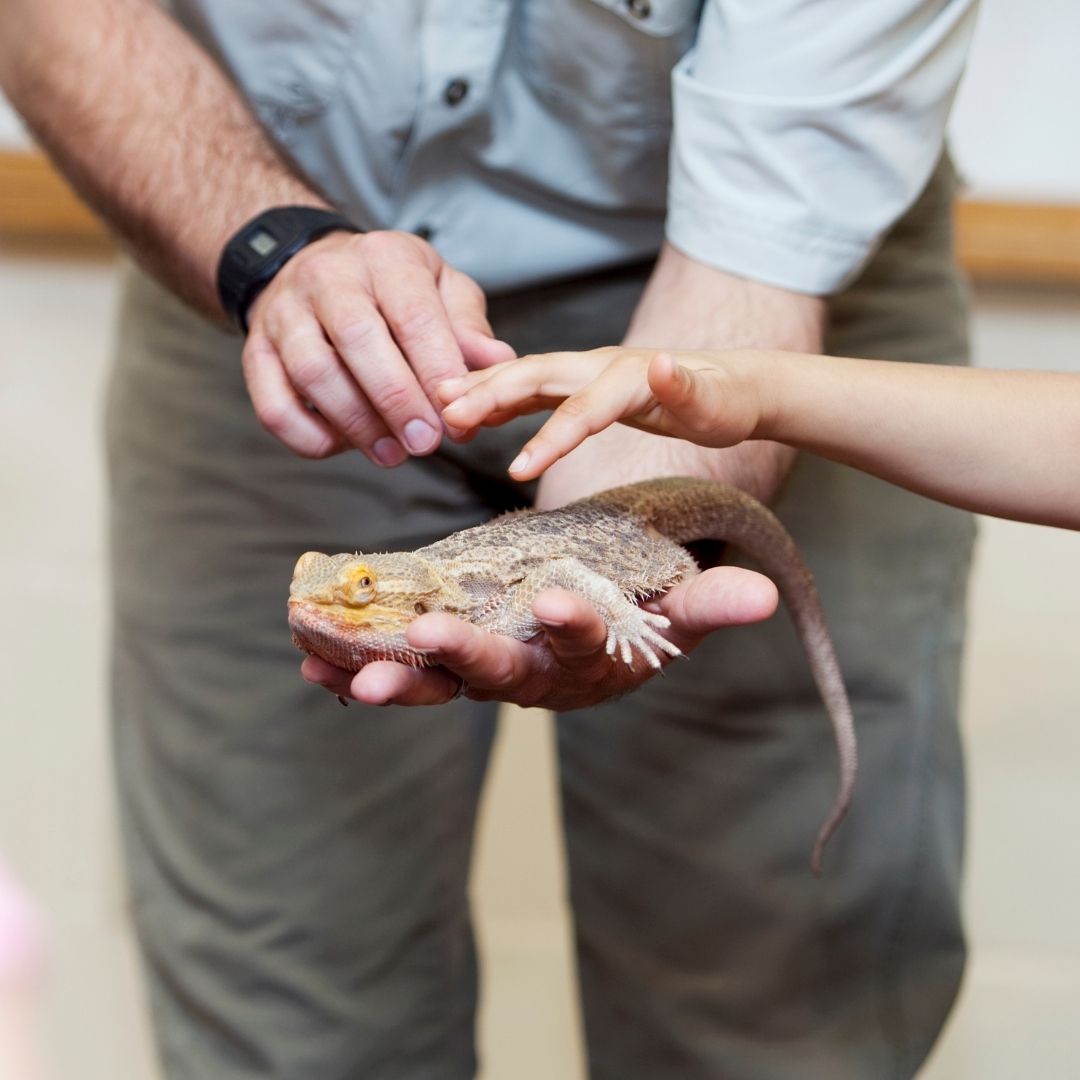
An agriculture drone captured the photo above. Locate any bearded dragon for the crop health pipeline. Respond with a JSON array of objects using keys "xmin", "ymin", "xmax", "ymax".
[{"xmin": 288, "ymin": 477, "xmax": 856, "ymax": 872}]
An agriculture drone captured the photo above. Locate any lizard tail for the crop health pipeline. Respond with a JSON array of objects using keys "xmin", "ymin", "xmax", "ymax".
[
  {"xmin": 605, "ymin": 477, "xmax": 858, "ymax": 873},
  {"xmin": 719, "ymin": 506, "xmax": 857, "ymax": 875}
]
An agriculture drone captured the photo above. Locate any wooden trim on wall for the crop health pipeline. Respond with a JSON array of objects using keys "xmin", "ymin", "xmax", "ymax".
[
  {"xmin": 0, "ymin": 149, "xmax": 112, "ymax": 248},
  {"xmin": 2, "ymin": 149, "xmax": 1080, "ymax": 283},
  {"xmin": 954, "ymin": 200, "xmax": 1080, "ymax": 284}
]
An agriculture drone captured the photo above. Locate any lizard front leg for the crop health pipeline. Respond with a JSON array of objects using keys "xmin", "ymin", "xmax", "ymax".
[{"xmin": 492, "ymin": 558, "xmax": 683, "ymax": 670}]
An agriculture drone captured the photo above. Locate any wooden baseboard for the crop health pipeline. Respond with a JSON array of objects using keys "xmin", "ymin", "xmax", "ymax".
[{"xmin": 2, "ymin": 149, "xmax": 1079, "ymax": 283}]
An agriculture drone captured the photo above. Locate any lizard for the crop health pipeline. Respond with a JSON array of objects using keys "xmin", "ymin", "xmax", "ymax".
[{"xmin": 288, "ymin": 476, "xmax": 857, "ymax": 872}]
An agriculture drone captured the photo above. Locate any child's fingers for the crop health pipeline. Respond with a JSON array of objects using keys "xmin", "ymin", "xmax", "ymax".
[
  {"xmin": 438, "ymin": 352, "xmax": 611, "ymax": 424},
  {"xmin": 438, "ymin": 371, "xmax": 548, "ymax": 427},
  {"xmin": 507, "ymin": 372, "xmax": 653, "ymax": 479},
  {"xmin": 447, "ymin": 407, "xmax": 540, "ymax": 444},
  {"xmin": 434, "ymin": 359, "xmax": 517, "ymax": 404}
]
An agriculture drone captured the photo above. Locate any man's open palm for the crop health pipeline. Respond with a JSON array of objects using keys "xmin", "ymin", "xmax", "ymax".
[{"xmin": 301, "ymin": 566, "xmax": 778, "ymax": 711}]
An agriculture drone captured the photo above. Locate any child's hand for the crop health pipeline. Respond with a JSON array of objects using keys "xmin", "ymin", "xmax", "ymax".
[{"xmin": 437, "ymin": 347, "xmax": 769, "ymax": 479}]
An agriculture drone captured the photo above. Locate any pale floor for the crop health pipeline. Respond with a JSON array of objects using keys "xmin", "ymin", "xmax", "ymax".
[{"xmin": 0, "ymin": 253, "xmax": 1078, "ymax": 1079}]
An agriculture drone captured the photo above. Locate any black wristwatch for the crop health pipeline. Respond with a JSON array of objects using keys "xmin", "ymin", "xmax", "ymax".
[{"xmin": 216, "ymin": 206, "xmax": 362, "ymax": 333}]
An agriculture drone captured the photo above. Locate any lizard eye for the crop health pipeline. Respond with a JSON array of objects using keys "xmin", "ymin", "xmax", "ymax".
[{"xmin": 332, "ymin": 564, "xmax": 377, "ymax": 606}]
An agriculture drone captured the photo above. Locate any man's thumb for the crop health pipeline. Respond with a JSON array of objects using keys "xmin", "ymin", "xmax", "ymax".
[{"xmin": 665, "ymin": 567, "xmax": 778, "ymax": 647}]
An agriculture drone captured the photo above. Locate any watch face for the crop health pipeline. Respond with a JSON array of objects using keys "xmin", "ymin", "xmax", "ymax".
[{"xmin": 247, "ymin": 229, "xmax": 280, "ymax": 257}]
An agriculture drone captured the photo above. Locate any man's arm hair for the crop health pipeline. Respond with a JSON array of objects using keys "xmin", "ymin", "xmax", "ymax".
[{"xmin": 0, "ymin": 0, "xmax": 329, "ymax": 318}]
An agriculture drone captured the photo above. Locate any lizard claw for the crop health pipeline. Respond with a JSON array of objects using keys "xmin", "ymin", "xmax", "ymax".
[{"xmin": 604, "ymin": 607, "xmax": 683, "ymax": 670}]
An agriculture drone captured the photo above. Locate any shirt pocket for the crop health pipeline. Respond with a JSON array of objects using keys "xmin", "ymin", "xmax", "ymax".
[{"xmin": 516, "ymin": 0, "xmax": 703, "ymax": 137}]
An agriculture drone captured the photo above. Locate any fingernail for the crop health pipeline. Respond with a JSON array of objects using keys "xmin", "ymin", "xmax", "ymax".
[
  {"xmin": 508, "ymin": 450, "xmax": 531, "ymax": 475},
  {"xmin": 441, "ymin": 399, "xmax": 465, "ymax": 418},
  {"xmin": 437, "ymin": 377, "xmax": 464, "ymax": 399},
  {"xmin": 373, "ymin": 437, "xmax": 407, "ymax": 467},
  {"xmin": 404, "ymin": 419, "xmax": 438, "ymax": 454}
]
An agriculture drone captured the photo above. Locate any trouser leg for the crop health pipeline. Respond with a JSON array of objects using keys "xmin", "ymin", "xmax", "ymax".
[
  {"xmin": 560, "ymin": 155, "xmax": 973, "ymax": 1080},
  {"xmin": 107, "ymin": 270, "xmax": 507, "ymax": 1079},
  {"xmin": 107, "ymin": 258, "xmax": 649, "ymax": 1078}
]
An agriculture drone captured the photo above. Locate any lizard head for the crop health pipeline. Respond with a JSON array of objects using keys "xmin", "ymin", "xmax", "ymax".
[{"xmin": 287, "ymin": 550, "xmax": 472, "ymax": 670}]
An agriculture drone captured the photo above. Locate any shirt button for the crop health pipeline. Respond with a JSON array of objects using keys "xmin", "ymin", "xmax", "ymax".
[
  {"xmin": 414, "ymin": 224, "xmax": 435, "ymax": 242},
  {"xmin": 443, "ymin": 78, "xmax": 470, "ymax": 106},
  {"xmin": 626, "ymin": 0, "xmax": 651, "ymax": 17}
]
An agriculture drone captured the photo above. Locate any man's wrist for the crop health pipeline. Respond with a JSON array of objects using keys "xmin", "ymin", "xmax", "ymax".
[
  {"xmin": 534, "ymin": 422, "xmax": 794, "ymax": 510},
  {"xmin": 216, "ymin": 205, "xmax": 362, "ymax": 332},
  {"xmin": 616, "ymin": 246, "xmax": 817, "ymax": 501},
  {"xmin": 623, "ymin": 244, "xmax": 826, "ymax": 355}
]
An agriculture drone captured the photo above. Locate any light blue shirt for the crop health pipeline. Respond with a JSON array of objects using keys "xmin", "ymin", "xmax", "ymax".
[{"xmin": 169, "ymin": 0, "xmax": 977, "ymax": 295}]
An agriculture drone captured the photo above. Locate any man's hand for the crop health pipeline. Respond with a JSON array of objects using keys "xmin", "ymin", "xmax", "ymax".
[
  {"xmin": 0, "ymin": 0, "xmax": 514, "ymax": 468},
  {"xmin": 301, "ymin": 566, "xmax": 778, "ymax": 710},
  {"xmin": 243, "ymin": 230, "xmax": 514, "ymax": 463}
]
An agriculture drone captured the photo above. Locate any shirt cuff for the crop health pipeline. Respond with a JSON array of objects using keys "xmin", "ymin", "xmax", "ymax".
[
  {"xmin": 665, "ymin": 188, "xmax": 875, "ymax": 297},
  {"xmin": 664, "ymin": 0, "xmax": 977, "ymax": 296}
]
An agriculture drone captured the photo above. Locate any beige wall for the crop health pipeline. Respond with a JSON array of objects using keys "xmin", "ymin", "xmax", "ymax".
[{"xmin": 949, "ymin": 0, "xmax": 1080, "ymax": 201}]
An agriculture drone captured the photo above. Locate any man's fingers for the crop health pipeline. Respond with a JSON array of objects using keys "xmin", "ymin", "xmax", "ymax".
[
  {"xmin": 439, "ymin": 265, "xmax": 515, "ymax": 369},
  {"xmin": 268, "ymin": 293, "xmax": 412, "ymax": 464},
  {"xmin": 351, "ymin": 662, "xmax": 464, "ymax": 706},
  {"xmin": 301, "ymin": 655, "xmax": 355, "ymax": 695},
  {"xmin": 313, "ymin": 286, "xmax": 442, "ymax": 457},
  {"xmin": 303, "ymin": 654, "xmax": 464, "ymax": 707},
  {"xmin": 373, "ymin": 260, "xmax": 471, "ymax": 402},
  {"xmin": 657, "ymin": 567, "xmax": 778, "ymax": 651},
  {"xmin": 244, "ymin": 230, "xmax": 513, "ymax": 461},
  {"xmin": 530, "ymin": 589, "xmax": 612, "ymax": 667},
  {"xmin": 242, "ymin": 334, "xmax": 345, "ymax": 459},
  {"xmin": 404, "ymin": 613, "xmax": 534, "ymax": 693}
]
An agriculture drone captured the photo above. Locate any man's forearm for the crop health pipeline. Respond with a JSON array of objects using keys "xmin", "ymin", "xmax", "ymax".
[
  {"xmin": 0, "ymin": 0, "xmax": 328, "ymax": 318},
  {"xmin": 537, "ymin": 243, "xmax": 824, "ymax": 508}
]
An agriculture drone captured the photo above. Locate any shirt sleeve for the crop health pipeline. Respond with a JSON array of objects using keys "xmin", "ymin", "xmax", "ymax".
[{"xmin": 666, "ymin": 0, "xmax": 979, "ymax": 295}]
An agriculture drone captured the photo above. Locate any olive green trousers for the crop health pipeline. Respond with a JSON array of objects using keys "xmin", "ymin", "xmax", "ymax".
[{"xmin": 106, "ymin": 156, "xmax": 973, "ymax": 1080}]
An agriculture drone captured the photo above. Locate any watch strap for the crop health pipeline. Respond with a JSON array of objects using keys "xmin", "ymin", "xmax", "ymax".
[{"xmin": 216, "ymin": 206, "xmax": 362, "ymax": 333}]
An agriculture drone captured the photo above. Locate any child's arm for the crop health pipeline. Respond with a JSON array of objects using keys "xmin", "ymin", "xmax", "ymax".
[{"xmin": 438, "ymin": 348, "xmax": 1080, "ymax": 530}]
